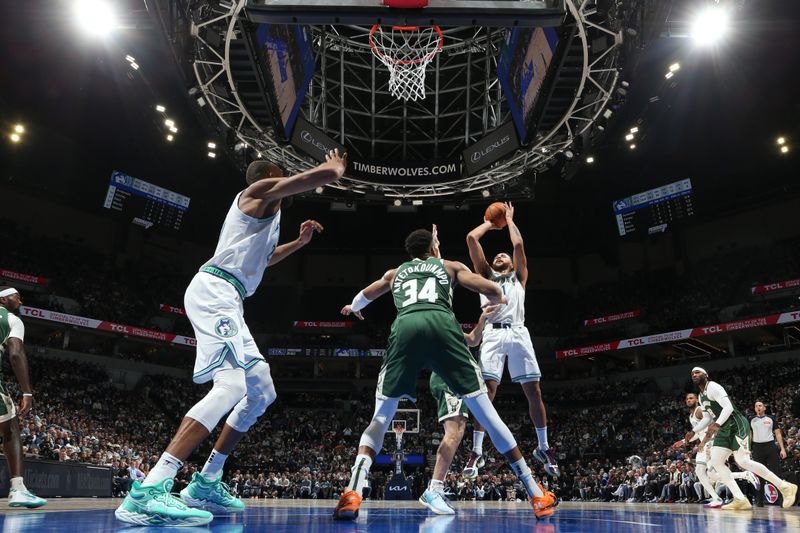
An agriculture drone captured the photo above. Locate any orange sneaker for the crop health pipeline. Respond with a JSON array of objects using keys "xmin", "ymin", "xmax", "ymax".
[
  {"xmin": 530, "ymin": 485, "xmax": 559, "ymax": 519},
  {"xmin": 333, "ymin": 489, "xmax": 363, "ymax": 520}
]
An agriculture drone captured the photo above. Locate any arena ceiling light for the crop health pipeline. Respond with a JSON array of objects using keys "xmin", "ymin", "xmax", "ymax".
[
  {"xmin": 207, "ymin": 142, "xmax": 217, "ymax": 149},
  {"xmin": 625, "ymin": 133, "xmax": 634, "ymax": 141},
  {"xmin": 74, "ymin": 1, "xmax": 118, "ymax": 37},
  {"xmin": 665, "ymin": 71, "xmax": 674, "ymax": 80},
  {"xmin": 169, "ymin": 126, "xmax": 178, "ymax": 133},
  {"xmin": 669, "ymin": 62, "xmax": 681, "ymax": 73},
  {"xmin": 315, "ymin": 187, "xmax": 324, "ymax": 194},
  {"xmin": 780, "ymin": 145, "xmax": 789, "ymax": 154},
  {"xmin": 776, "ymin": 136, "xmax": 786, "ymax": 145},
  {"xmin": 629, "ymin": 126, "xmax": 639, "ymax": 133},
  {"xmin": 155, "ymin": 105, "xmax": 166, "ymax": 113},
  {"xmin": 207, "ymin": 152, "xmax": 216, "ymax": 159},
  {"xmin": 13, "ymin": 124, "xmax": 25, "ymax": 134},
  {"xmin": 690, "ymin": 5, "xmax": 730, "ymax": 46},
  {"xmin": 166, "ymin": 134, "xmax": 174, "ymax": 142},
  {"xmin": 585, "ymin": 156, "xmax": 595, "ymax": 164},
  {"xmin": 629, "ymin": 144, "xmax": 636, "ymax": 150},
  {"xmin": 393, "ymin": 199, "xmax": 402, "ymax": 206},
  {"xmin": 9, "ymin": 133, "xmax": 21, "ymax": 143},
  {"xmin": 164, "ymin": 119, "xmax": 175, "ymax": 128},
  {"xmin": 481, "ymin": 190, "xmax": 491, "ymax": 198}
]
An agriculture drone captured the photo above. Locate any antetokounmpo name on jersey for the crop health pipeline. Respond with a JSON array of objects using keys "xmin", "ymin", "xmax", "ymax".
[{"xmin": 392, "ymin": 262, "xmax": 450, "ymax": 293}]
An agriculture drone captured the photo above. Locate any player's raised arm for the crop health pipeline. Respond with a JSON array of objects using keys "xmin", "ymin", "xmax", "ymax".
[
  {"xmin": 268, "ymin": 220, "xmax": 324, "ymax": 267},
  {"xmin": 503, "ymin": 202, "xmax": 528, "ymax": 287},
  {"xmin": 243, "ymin": 149, "xmax": 347, "ymax": 203},
  {"xmin": 464, "ymin": 304, "xmax": 499, "ymax": 347},
  {"xmin": 341, "ymin": 269, "xmax": 396, "ymax": 320},
  {"xmin": 466, "ymin": 220, "xmax": 495, "ymax": 278},
  {"xmin": 446, "ymin": 260, "xmax": 505, "ymax": 304}
]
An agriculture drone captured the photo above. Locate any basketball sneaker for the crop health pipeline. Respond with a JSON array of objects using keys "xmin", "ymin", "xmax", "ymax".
[
  {"xmin": 744, "ymin": 471, "xmax": 761, "ymax": 491},
  {"xmin": 532, "ymin": 448, "xmax": 560, "ymax": 477},
  {"xmin": 7, "ymin": 488, "xmax": 47, "ymax": 508},
  {"xmin": 333, "ymin": 489, "xmax": 362, "ymax": 520},
  {"xmin": 463, "ymin": 452, "xmax": 485, "ymax": 480},
  {"xmin": 530, "ymin": 484, "xmax": 559, "ymax": 519},
  {"xmin": 419, "ymin": 487, "xmax": 456, "ymax": 515},
  {"xmin": 703, "ymin": 499, "xmax": 723, "ymax": 509},
  {"xmin": 180, "ymin": 472, "xmax": 245, "ymax": 514},
  {"xmin": 780, "ymin": 481, "xmax": 798, "ymax": 509},
  {"xmin": 721, "ymin": 498, "xmax": 752, "ymax": 511},
  {"xmin": 115, "ymin": 479, "xmax": 213, "ymax": 526}
]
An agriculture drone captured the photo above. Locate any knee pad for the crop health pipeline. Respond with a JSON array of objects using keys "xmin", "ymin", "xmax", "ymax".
[
  {"xmin": 464, "ymin": 394, "xmax": 517, "ymax": 454},
  {"xmin": 186, "ymin": 368, "xmax": 247, "ymax": 432},
  {"xmin": 226, "ymin": 362, "xmax": 277, "ymax": 432},
  {"xmin": 358, "ymin": 397, "xmax": 400, "ymax": 452}
]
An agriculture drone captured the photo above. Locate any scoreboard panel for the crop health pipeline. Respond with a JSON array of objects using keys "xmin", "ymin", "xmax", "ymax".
[
  {"xmin": 103, "ymin": 171, "xmax": 190, "ymax": 231},
  {"xmin": 613, "ymin": 178, "xmax": 694, "ymax": 237}
]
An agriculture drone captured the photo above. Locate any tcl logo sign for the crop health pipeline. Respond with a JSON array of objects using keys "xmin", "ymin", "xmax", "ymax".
[
  {"xmin": 701, "ymin": 326, "xmax": 723, "ymax": 334},
  {"xmin": 563, "ymin": 349, "xmax": 579, "ymax": 356},
  {"xmin": 109, "ymin": 324, "xmax": 129, "ymax": 333},
  {"xmin": 628, "ymin": 338, "xmax": 645, "ymax": 346},
  {"xmin": 25, "ymin": 308, "xmax": 46, "ymax": 318}
]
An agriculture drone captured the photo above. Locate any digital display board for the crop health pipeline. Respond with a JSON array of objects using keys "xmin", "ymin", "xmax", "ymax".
[
  {"xmin": 497, "ymin": 27, "xmax": 560, "ymax": 143},
  {"xmin": 613, "ymin": 178, "xmax": 695, "ymax": 237},
  {"xmin": 103, "ymin": 171, "xmax": 190, "ymax": 231},
  {"xmin": 256, "ymin": 24, "xmax": 316, "ymax": 139}
]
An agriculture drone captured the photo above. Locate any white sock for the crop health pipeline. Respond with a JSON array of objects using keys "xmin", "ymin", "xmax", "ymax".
[
  {"xmin": 473, "ymin": 431, "xmax": 485, "ymax": 456},
  {"xmin": 429, "ymin": 479, "xmax": 445, "ymax": 492},
  {"xmin": 142, "ymin": 452, "xmax": 184, "ymax": 487},
  {"xmin": 509, "ymin": 458, "xmax": 543, "ymax": 498},
  {"xmin": 201, "ymin": 449, "xmax": 228, "ymax": 480},
  {"xmin": 536, "ymin": 426, "xmax": 549, "ymax": 451},
  {"xmin": 347, "ymin": 454, "xmax": 373, "ymax": 493},
  {"xmin": 10, "ymin": 477, "xmax": 26, "ymax": 492}
]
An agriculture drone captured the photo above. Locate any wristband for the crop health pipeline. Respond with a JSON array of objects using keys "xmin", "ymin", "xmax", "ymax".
[
  {"xmin": 350, "ymin": 291, "xmax": 372, "ymax": 312},
  {"xmin": 23, "ymin": 393, "xmax": 33, "ymax": 397}
]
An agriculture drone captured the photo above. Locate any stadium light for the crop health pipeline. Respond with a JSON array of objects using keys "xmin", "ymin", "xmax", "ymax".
[
  {"xmin": 130, "ymin": 62, "xmax": 139, "ymax": 70},
  {"xmin": 481, "ymin": 189, "xmax": 491, "ymax": 198},
  {"xmin": 164, "ymin": 119, "xmax": 175, "ymax": 127},
  {"xmin": 780, "ymin": 145, "xmax": 789, "ymax": 154},
  {"xmin": 155, "ymin": 105, "xmax": 166, "ymax": 113},
  {"xmin": 393, "ymin": 199, "xmax": 402, "ymax": 206},
  {"xmin": 776, "ymin": 137, "xmax": 786, "ymax": 145},
  {"xmin": 10, "ymin": 133, "xmax": 21, "ymax": 143},
  {"xmin": 586, "ymin": 156, "xmax": 595, "ymax": 164},
  {"xmin": 690, "ymin": 5, "xmax": 730, "ymax": 46},
  {"xmin": 412, "ymin": 199, "xmax": 423, "ymax": 206},
  {"xmin": 207, "ymin": 142, "xmax": 216, "ymax": 149},
  {"xmin": 665, "ymin": 71, "xmax": 674, "ymax": 80},
  {"xmin": 74, "ymin": 1, "xmax": 118, "ymax": 37},
  {"xmin": 208, "ymin": 152, "xmax": 216, "ymax": 158},
  {"xmin": 315, "ymin": 187, "xmax": 324, "ymax": 194},
  {"xmin": 625, "ymin": 133, "xmax": 634, "ymax": 141},
  {"xmin": 629, "ymin": 144, "xmax": 636, "ymax": 150},
  {"xmin": 169, "ymin": 126, "xmax": 178, "ymax": 133},
  {"xmin": 13, "ymin": 124, "xmax": 25, "ymax": 134},
  {"xmin": 630, "ymin": 126, "xmax": 639, "ymax": 133},
  {"xmin": 166, "ymin": 134, "xmax": 174, "ymax": 142},
  {"xmin": 669, "ymin": 62, "xmax": 681, "ymax": 72}
]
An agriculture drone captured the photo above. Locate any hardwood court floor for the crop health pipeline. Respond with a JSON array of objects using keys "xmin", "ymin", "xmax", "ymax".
[{"xmin": 1, "ymin": 498, "xmax": 798, "ymax": 532}]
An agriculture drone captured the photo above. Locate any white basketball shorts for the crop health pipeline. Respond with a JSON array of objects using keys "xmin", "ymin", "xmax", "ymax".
[
  {"xmin": 185, "ymin": 272, "xmax": 265, "ymax": 383},
  {"xmin": 479, "ymin": 325, "xmax": 541, "ymax": 384}
]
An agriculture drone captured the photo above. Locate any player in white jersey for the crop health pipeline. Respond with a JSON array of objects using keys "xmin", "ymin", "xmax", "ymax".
[
  {"xmin": 116, "ymin": 149, "xmax": 347, "ymax": 527},
  {"xmin": 464, "ymin": 202, "xmax": 558, "ymax": 478}
]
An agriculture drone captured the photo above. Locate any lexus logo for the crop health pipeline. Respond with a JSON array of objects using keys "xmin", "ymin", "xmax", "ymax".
[
  {"xmin": 470, "ymin": 135, "xmax": 511, "ymax": 163},
  {"xmin": 300, "ymin": 130, "xmax": 329, "ymax": 152}
]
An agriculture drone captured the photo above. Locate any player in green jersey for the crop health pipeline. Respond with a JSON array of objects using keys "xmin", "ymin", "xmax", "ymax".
[
  {"xmin": 686, "ymin": 367, "xmax": 797, "ymax": 510},
  {"xmin": 333, "ymin": 228, "xmax": 558, "ymax": 521},
  {"xmin": 0, "ymin": 287, "xmax": 47, "ymax": 508}
]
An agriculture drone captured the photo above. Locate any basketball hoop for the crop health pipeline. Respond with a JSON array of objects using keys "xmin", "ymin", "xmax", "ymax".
[
  {"xmin": 393, "ymin": 421, "xmax": 406, "ymax": 450},
  {"xmin": 369, "ymin": 24, "xmax": 443, "ymax": 101}
]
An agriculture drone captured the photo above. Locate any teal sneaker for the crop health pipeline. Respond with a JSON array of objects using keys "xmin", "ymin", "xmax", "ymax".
[
  {"xmin": 8, "ymin": 488, "xmax": 47, "ymax": 508},
  {"xmin": 180, "ymin": 472, "xmax": 245, "ymax": 514},
  {"xmin": 419, "ymin": 488, "xmax": 455, "ymax": 515},
  {"xmin": 115, "ymin": 479, "xmax": 213, "ymax": 526}
]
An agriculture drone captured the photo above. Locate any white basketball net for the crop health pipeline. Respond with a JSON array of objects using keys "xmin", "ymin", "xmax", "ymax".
[{"xmin": 369, "ymin": 25, "xmax": 443, "ymax": 102}]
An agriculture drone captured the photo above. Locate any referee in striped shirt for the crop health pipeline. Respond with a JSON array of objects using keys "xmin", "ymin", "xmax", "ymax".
[{"xmin": 751, "ymin": 400, "xmax": 787, "ymax": 506}]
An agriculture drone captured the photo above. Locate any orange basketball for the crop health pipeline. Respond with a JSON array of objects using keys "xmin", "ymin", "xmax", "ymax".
[{"xmin": 485, "ymin": 202, "xmax": 507, "ymax": 228}]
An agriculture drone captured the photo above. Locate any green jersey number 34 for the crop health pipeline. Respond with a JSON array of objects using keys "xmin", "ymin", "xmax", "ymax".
[{"xmin": 401, "ymin": 278, "xmax": 438, "ymax": 307}]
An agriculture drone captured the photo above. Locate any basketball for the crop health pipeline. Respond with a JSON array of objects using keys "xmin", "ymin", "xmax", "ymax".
[{"xmin": 485, "ymin": 202, "xmax": 507, "ymax": 228}]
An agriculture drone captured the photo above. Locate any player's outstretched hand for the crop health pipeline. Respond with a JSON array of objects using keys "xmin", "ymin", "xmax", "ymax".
[
  {"xmin": 481, "ymin": 304, "xmax": 501, "ymax": 320},
  {"xmin": 18, "ymin": 395, "xmax": 32, "ymax": 418},
  {"xmin": 298, "ymin": 220, "xmax": 323, "ymax": 244},
  {"xmin": 431, "ymin": 224, "xmax": 441, "ymax": 258},
  {"xmin": 325, "ymin": 148, "xmax": 348, "ymax": 171},
  {"xmin": 503, "ymin": 202, "xmax": 514, "ymax": 224},
  {"xmin": 671, "ymin": 439, "xmax": 686, "ymax": 449},
  {"xmin": 341, "ymin": 304, "xmax": 364, "ymax": 320}
]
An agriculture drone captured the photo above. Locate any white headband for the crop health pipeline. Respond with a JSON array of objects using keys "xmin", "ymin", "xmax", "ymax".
[
  {"xmin": 692, "ymin": 366, "xmax": 708, "ymax": 375},
  {"xmin": 0, "ymin": 288, "xmax": 19, "ymax": 298}
]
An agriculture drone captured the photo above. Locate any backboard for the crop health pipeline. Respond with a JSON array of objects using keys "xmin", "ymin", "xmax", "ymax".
[{"xmin": 246, "ymin": 1, "xmax": 567, "ymax": 27}]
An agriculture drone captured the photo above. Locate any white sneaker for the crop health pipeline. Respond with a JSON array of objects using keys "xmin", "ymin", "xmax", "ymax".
[
  {"xmin": 463, "ymin": 452, "xmax": 485, "ymax": 480},
  {"xmin": 721, "ymin": 498, "xmax": 751, "ymax": 511},
  {"xmin": 419, "ymin": 488, "xmax": 456, "ymax": 515},
  {"xmin": 744, "ymin": 472, "xmax": 761, "ymax": 491},
  {"xmin": 780, "ymin": 482, "xmax": 798, "ymax": 509},
  {"xmin": 8, "ymin": 488, "xmax": 47, "ymax": 509}
]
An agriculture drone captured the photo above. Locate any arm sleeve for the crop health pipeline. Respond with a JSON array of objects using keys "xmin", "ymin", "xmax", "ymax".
[
  {"xmin": 7, "ymin": 314, "xmax": 25, "ymax": 341},
  {"xmin": 707, "ymin": 382, "xmax": 734, "ymax": 426},
  {"xmin": 690, "ymin": 410, "xmax": 714, "ymax": 439},
  {"xmin": 350, "ymin": 291, "xmax": 373, "ymax": 312}
]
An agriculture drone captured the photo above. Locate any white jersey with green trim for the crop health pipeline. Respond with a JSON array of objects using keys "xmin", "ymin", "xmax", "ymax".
[
  {"xmin": 202, "ymin": 192, "xmax": 281, "ymax": 298},
  {"xmin": 478, "ymin": 270, "xmax": 525, "ymax": 326},
  {"xmin": 689, "ymin": 407, "xmax": 708, "ymax": 442}
]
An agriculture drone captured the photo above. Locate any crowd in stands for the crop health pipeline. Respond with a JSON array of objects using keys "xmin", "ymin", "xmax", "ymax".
[{"xmin": 6, "ymin": 349, "xmax": 800, "ymax": 504}]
